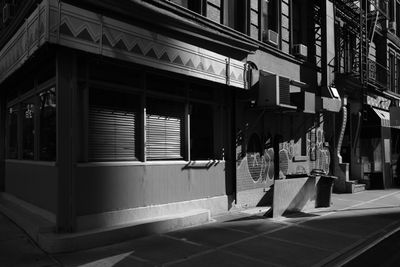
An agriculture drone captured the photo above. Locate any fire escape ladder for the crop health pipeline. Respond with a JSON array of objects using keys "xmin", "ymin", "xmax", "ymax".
[
  {"xmin": 359, "ymin": 0, "xmax": 368, "ymax": 85},
  {"xmin": 314, "ymin": 3, "xmax": 322, "ymax": 67}
]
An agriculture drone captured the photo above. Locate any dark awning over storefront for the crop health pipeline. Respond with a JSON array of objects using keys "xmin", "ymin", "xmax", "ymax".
[{"xmin": 372, "ymin": 107, "xmax": 390, "ymax": 127}]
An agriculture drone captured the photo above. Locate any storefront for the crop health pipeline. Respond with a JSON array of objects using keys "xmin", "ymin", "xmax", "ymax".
[
  {"xmin": 0, "ymin": 0, "xmax": 249, "ymax": 233},
  {"xmin": 361, "ymin": 94, "xmax": 393, "ymax": 189},
  {"xmin": 390, "ymin": 103, "xmax": 400, "ymax": 186}
]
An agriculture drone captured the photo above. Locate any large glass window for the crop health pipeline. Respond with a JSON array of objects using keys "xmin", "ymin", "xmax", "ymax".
[
  {"xmin": 89, "ymin": 89, "xmax": 139, "ymax": 161},
  {"xmin": 7, "ymin": 105, "xmax": 19, "ymax": 159},
  {"xmin": 22, "ymin": 98, "xmax": 36, "ymax": 160},
  {"xmin": 6, "ymin": 86, "xmax": 57, "ymax": 161},
  {"xmin": 39, "ymin": 88, "xmax": 56, "ymax": 161},
  {"xmin": 146, "ymin": 98, "xmax": 184, "ymax": 160}
]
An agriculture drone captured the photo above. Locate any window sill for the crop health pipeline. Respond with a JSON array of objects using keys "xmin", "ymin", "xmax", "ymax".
[
  {"xmin": 5, "ymin": 159, "xmax": 56, "ymax": 167},
  {"xmin": 77, "ymin": 159, "xmax": 225, "ymax": 167}
]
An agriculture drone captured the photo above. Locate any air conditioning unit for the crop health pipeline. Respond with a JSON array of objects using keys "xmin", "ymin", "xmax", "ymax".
[
  {"xmin": 264, "ymin": 29, "xmax": 279, "ymax": 46},
  {"xmin": 389, "ymin": 21, "xmax": 396, "ymax": 32},
  {"xmin": 2, "ymin": 3, "xmax": 15, "ymax": 24},
  {"xmin": 257, "ymin": 70, "xmax": 296, "ymax": 109},
  {"xmin": 293, "ymin": 44, "xmax": 308, "ymax": 59}
]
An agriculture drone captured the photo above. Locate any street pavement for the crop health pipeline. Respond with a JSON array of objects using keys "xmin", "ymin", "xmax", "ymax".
[{"xmin": 1, "ymin": 189, "xmax": 400, "ymax": 266}]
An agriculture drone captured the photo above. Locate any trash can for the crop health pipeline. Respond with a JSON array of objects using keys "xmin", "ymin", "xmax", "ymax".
[{"xmin": 316, "ymin": 175, "xmax": 337, "ymax": 208}]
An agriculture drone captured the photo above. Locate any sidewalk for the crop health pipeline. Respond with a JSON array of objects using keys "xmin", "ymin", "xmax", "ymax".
[{"xmin": 1, "ymin": 189, "xmax": 400, "ymax": 266}]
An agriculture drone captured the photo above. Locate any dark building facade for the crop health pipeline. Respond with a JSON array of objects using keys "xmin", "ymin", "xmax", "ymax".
[{"xmin": 334, "ymin": 0, "xmax": 400, "ymax": 192}]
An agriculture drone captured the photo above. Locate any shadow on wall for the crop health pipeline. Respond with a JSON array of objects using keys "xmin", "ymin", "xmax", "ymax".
[{"xmin": 256, "ymin": 186, "xmax": 273, "ymax": 207}]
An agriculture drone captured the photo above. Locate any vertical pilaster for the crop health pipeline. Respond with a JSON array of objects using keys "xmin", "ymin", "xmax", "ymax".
[
  {"xmin": 56, "ymin": 47, "xmax": 77, "ymax": 232},
  {"xmin": 0, "ymin": 90, "xmax": 5, "ymax": 192},
  {"xmin": 321, "ymin": 0, "xmax": 336, "ymax": 91}
]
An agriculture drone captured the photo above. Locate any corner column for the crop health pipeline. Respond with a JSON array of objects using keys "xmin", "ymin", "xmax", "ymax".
[{"xmin": 56, "ymin": 47, "xmax": 77, "ymax": 232}]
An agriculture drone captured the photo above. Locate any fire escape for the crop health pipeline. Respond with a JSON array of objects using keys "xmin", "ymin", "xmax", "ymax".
[{"xmin": 334, "ymin": 0, "xmax": 389, "ymax": 94}]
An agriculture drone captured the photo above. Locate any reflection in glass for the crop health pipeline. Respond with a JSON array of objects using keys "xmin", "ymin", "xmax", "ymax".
[
  {"xmin": 22, "ymin": 98, "xmax": 35, "ymax": 160},
  {"xmin": 7, "ymin": 105, "xmax": 19, "ymax": 159},
  {"xmin": 39, "ymin": 88, "xmax": 56, "ymax": 161}
]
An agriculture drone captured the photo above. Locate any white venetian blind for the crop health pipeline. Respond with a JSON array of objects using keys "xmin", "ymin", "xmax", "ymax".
[{"xmin": 146, "ymin": 99, "xmax": 184, "ymax": 160}]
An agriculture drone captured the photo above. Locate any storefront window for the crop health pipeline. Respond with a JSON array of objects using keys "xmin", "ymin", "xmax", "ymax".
[
  {"xmin": 7, "ymin": 105, "xmax": 19, "ymax": 159},
  {"xmin": 190, "ymin": 102, "xmax": 214, "ymax": 160},
  {"xmin": 22, "ymin": 98, "xmax": 36, "ymax": 160},
  {"xmin": 39, "ymin": 88, "xmax": 56, "ymax": 161},
  {"xmin": 89, "ymin": 89, "xmax": 139, "ymax": 161},
  {"xmin": 146, "ymin": 98, "xmax": 184, "ymax": 160}
]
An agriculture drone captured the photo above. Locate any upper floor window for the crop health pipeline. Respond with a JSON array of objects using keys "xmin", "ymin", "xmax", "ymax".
[
  {"xmin": 390, "ymin": 52, "xmax": 396, "ymax": 92},
  {"xmin": 292, "ymin": 0, "xmax": 307, "ymax": 46},
  {"xmin": 389, "ymin": 0, "xmax": 395, "ymax": 22},
  {"xmin": 262, "ymin": 0, "xmax": 280, "ymax": 45},
  {"xmin": 397, "ymin": 57, "xmax": 400, "ymax": 94},
  {"xmin": 169, "ymin": 0, "xmax": 203, "ymax": 13},
  {"xmin": 396, "ymin": 1, "xmax": 400, "ymax": 38},
  {"xmin": 224, "ymin": 0, "xmax": 248, "ymax": 34}
]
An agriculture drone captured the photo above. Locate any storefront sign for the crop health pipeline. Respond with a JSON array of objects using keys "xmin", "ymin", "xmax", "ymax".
[{"xmin": 366, "ymin": 95, "xmax": 391, "ymax": 110}]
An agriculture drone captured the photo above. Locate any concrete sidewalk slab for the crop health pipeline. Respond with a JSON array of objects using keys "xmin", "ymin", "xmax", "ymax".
[
  {"xmin": 265, "ymin": 225, "xmax": 359, "ymax": 251},
  {"xmin": 0, "ymin": 214, "xmax": 58, "ymax": 267},
  {"xmin": 168, "ymin": 225, "xmax": 251, "ymax": 247},
  {"xmin": 217, "ymin": 218, "xmax": 287, "ymax": 234},
  {"xmin": 222, "ymin": 236, "xmax": 331, "ymax": 267},
  {"xmin": 169, "ymin": 250, "xmax": 270, "ymax": 267}
]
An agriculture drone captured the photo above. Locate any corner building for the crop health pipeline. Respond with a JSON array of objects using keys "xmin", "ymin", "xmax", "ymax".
[{"xmin": 0, "ymin": 0, "xmax": 342, "ymax": 251}]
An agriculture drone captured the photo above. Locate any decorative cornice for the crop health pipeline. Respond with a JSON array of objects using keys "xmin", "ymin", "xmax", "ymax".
[{"xmin": 0, "ymin": 0, "xmax": 246, "ymax": 89}]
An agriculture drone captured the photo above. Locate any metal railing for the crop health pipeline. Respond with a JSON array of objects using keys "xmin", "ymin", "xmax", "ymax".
[{"xmin": 368, "ymin": 58, "xmax": 389, "ymax": 89}]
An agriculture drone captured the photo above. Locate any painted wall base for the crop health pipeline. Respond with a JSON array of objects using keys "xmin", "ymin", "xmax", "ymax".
[
  {"xmin": 0, "ymin": 192, "xmax": 219, "ymax": 253},
  {"xmin": 236, "ymin": 187, "xmax": 273, "ymax": 209},
  {"xmin": 77, "ymin": 195, "xmax": 229, "ymax": 231},
  {"xmin": 40, "ymin": 209, "xmax": 210, "ymax": 253}
]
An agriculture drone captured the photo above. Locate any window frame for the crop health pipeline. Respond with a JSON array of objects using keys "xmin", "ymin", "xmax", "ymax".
[
  {"xmin": 85, "ymin": 69, "xmax": 224, "ymax": 163},
  {"xmin": 261, "ymin": 0, "xmax": 282, "ymax": 47},
  {"xmin": 88, "ymin": 87, "xmax": 140, "ymax": 162},
  {"xmin": 396, "ymin": 56, "xmax": 400, "ymax": 94},
  {"xmin": 390, "ymin": 51, "xmax": 396, "ymax": 93}
]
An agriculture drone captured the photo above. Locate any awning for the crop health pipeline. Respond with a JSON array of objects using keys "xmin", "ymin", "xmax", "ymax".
[{"xmin": 372, "ymin": 107, "xmax": 390, "ymax": 127}]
